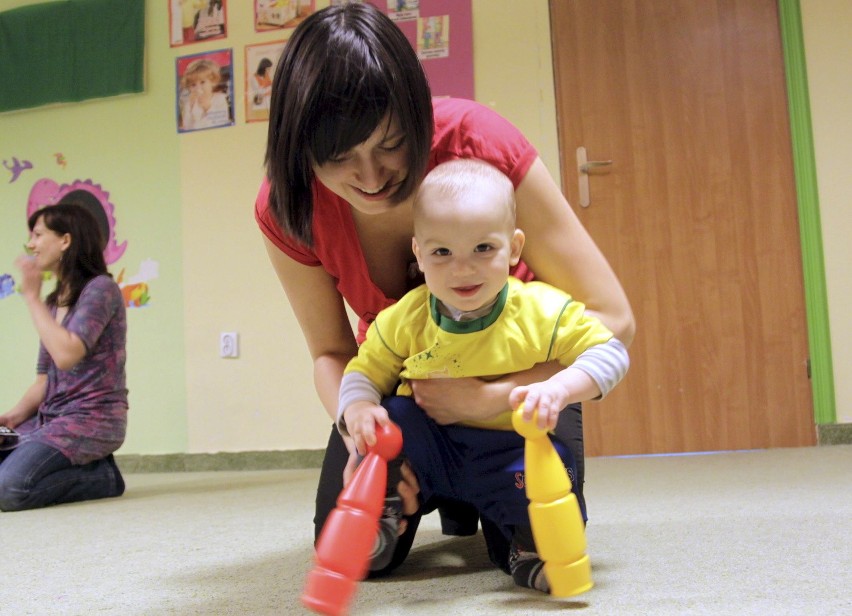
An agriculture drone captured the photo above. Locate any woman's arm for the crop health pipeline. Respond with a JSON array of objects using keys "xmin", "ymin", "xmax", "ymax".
[
  {"xmin": 410, "ymin": 361, "xmax": 563, "ymax": 425},
  {"xmin": 16, "ymin": 256, "xmax": 86, "ymax": 371},
  {"xmin": 262, "ymin": 236, "xmax": 359, "ymax": 422},
  {"xmin": 515, "ymin": 158, "xmax": 635, "ymax": 345},
  {"xmin": 0, "ymin": 374, "xmax": 46, "ymax": 428}
]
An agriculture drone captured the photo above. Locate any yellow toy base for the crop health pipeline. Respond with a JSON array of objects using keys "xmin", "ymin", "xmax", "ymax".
[{"xmin": 546, "ymin": 553, "xmax": 594, "ymax": 597}]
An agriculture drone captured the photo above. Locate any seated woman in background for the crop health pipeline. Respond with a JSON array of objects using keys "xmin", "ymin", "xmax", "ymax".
[{"xmin": 0, "ymin": 203, "xmax": 127, "ymax": 512}]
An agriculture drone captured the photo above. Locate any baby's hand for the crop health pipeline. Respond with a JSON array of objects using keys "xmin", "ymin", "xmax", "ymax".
[
  {"xmin": 509, "ymin": 381, "xmax": 570, "ymax": 431},
  {"xmin": 343, "ymin": 401, "xmax": 390, "ymax": 456}
]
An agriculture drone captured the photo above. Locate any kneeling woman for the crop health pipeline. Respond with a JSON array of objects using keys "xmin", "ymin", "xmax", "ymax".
[{"xmin": 0, "ymin": 203, "xmax": 127, "ymax": 511}]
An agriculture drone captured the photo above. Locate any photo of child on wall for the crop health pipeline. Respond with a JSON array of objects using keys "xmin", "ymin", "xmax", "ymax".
[
  {"xmin": 245, "ymin": 41, "xmax": 286, "ymax": 123},
  {"xmin": 169, "ymin": 0, "xmax": 228, "ymax": 47},
  {"xmin": 175, "ymin": 49, "xmax": 235, "ymax": 133}
]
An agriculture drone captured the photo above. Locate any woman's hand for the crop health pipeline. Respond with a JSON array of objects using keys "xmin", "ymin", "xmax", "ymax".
[
  {"xmin": 409, "ymin": 377, "xmax": 507, "ymax": 425},
  {"xmin": 342, "ymin": 436, "xmax": 360, "ymax": 487},
  {"xmin": 398, "ymin": 460, "xmax": 420, "ymax": 518},
  {"xmin": 1, "ymin": 375, "xmax": 46, "ymax": 429},
  {"xmin": 14, "ymin": 254, "xmax": 43, "ymax": 300},
  {"xmin": 410, "ymin": 362, "xmax": 564, "ymax": 425}
]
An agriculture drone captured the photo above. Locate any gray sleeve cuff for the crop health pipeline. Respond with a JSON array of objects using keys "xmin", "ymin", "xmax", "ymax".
[{"xmin": 571, "ymin": 337, "xmax": 630, "ymax": 399}]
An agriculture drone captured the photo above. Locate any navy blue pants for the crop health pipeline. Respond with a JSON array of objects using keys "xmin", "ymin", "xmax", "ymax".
[
  {"xmin": 314, "ymin": 398, "xmax": 586, "ymax": 576},
  {"xmin": 384, "ymin": 396, "xmax": 584, "ymax": 543}
]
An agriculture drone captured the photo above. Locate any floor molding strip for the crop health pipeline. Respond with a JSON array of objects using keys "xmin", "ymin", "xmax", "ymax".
[{"xmin": 115, "ymin": 449, "xmax": 326, "ymax": 473}]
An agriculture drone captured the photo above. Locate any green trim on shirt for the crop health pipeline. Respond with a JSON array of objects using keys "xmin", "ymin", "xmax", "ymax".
[{"xmin": 429, "ymin": 283, "xmax": 509, "ymax": 333}]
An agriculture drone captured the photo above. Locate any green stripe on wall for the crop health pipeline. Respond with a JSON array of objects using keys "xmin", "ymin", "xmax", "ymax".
[{"xmin": 778, "ymin": 0, "xmax": 836, "ymax": 424}]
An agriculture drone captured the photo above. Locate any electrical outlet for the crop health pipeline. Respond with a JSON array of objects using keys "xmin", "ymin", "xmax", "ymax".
[{"xmin": 220, "ymin": 332, "xmax": 239, "ymax": 358}]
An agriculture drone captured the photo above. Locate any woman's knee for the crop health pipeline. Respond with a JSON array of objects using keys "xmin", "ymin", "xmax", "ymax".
[{"xmin": 0, "ymin": 473, "xmax": 30, "ymax": 512}]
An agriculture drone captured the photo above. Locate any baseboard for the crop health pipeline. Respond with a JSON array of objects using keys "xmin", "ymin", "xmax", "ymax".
[
  {"xmin": 115, "ymin": 428, "xmax": 852, "ymax": 472},
  {"xmin": 115, "ymin": 449, "xmax": 326, "ymax": 473},
  {"xmin": 817, "ymin": 423, "xmax": 852, "ymax": 445}
]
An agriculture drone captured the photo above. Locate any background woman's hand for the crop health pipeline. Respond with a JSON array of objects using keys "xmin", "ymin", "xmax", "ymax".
[{"xmin": 14, "ymin": 255, "xmax": 42, "ymax": 300}]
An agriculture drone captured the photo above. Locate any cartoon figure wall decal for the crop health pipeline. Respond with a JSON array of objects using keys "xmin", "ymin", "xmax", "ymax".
[
  {"xmin": 0, "ymin": 274, "xmax": 15, "ymax": 299},
  {"xmin": 117, "ymin": 258, "xmax": 159, "ymax": 308},
  {"xmin": 3, "ymin": 157, "xmax": 33, "ymax": 183}
]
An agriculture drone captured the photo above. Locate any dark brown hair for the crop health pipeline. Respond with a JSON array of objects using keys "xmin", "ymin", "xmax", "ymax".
[
  {"xmin": 264, "ymin": 2, "xmax": 433, "ymax": 245},
  {"xmin": 28, "ymin": 203, "xmax": 109, "ymax": 307}
]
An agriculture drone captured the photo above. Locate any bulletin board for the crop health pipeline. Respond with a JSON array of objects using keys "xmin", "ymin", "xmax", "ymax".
[
  {"xmin": 0, "ymin": 0, "xmax": 145, "ymax": 113},
  {"xmin": 380, "ymin": 0, "xmax": 473, "ymax": 100}
]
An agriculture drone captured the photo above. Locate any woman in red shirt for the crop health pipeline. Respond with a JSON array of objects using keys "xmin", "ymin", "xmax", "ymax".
[{"xmin": 256, "ymin": 3, "xmax": 634, "ymax": 577}]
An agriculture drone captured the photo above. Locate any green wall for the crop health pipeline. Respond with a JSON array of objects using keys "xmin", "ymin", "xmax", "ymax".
[{"xmin": 0, "ymin": 0, "xmax": 187, "ymax": 453}]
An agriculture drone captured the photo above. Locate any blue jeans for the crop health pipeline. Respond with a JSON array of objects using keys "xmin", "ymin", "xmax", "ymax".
[{"xmin": 0, "ymin": 440, "xmax": 124, "ymax": 512}]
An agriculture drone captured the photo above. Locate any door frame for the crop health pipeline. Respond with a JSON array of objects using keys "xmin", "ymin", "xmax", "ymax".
[{"xmin": 779, "ymin": 0, "xmax": 835, "ymax": 424}]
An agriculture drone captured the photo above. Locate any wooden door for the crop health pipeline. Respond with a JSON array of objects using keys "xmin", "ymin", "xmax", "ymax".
[{"xmin": 550, "ymin": 0, "xmax": 816, "ymax": 455}]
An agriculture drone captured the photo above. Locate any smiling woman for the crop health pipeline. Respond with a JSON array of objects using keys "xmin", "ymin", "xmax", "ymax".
[
  {"xmin": 0, "ymin": 203, "xmax": 127, "ymax": 512},
  {"xmin": 255, "ymin": 1, "xmax": 633, "ymax": 581}
]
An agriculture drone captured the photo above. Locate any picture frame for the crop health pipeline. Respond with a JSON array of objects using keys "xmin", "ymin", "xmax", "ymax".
[
  {"xmin": 175, "ymin": 49, "xmax": 235, "ymax": 133},
  {"xmin": 169, "ymin": 0, "xmax": 228, "ymax": 48},
  {"xmin": 254, "ymin": 0, "xmax": 315, "ymax": 33},
  {"xmin": 244, "ymin": 41, "xmax": 287, "ymax": 123}
]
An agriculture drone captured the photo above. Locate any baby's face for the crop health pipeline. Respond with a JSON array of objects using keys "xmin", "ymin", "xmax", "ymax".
[{"xmin": 413, "ymin": 185, "xmax": 523, "ymax": 313}]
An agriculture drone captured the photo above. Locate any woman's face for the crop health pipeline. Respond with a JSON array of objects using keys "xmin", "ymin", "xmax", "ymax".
[
  {"xmin": 312, "ymin": 114, "xmax": 410, "ymax": 215},
  {"xmin": 27, "ymin": 216, "xmax": 69, "ymax": 274}
]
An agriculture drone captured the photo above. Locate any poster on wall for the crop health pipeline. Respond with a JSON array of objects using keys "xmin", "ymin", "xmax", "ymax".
[
  {"xmin": 380, "ymin": 0, "xmax": 472, "ymax": 100},
  {"xmin": 169, "ymin": 0, "xmax": 228, "ymax": 47},
  {"xmin": 175, "ymin": 49, "xmax": 235, "ymax": 133},
  {"xmin": 245, "ymin": 41, "xmax": 286, "ymax": 123},
  {"xmin": 254, "ymin": 0, "xmax": 315, "ymax": 32},
  {"xmin": 387, "ymin": 0, "xmax": 419, "ymax": 22}
]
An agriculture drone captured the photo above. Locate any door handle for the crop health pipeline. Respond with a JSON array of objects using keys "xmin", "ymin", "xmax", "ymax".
[{"xmin": 576, "ymin": 146, "xmax": 613, "ymax": 208}]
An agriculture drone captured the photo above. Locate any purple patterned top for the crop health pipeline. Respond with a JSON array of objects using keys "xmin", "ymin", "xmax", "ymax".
[{"xmin": 29, "ymin": 274, "xmax": 128, "ymax": 465}]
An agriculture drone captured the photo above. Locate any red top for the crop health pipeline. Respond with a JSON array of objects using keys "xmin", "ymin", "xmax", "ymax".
[{"xmin": 255, "ymin": 97, "xmax": 538, "ymax": 341}]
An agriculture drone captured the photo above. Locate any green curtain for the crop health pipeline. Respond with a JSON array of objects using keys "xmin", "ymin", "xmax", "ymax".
[{"xmin": 0, "ymin": 0, "xmax": 144, "ymax": 113}]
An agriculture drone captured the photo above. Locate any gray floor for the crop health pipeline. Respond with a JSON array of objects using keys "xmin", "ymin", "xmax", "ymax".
[{"xmin": 6, "ymin": 446, "xmax": 852, "ymax": 615}]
